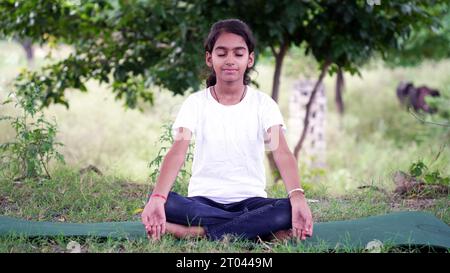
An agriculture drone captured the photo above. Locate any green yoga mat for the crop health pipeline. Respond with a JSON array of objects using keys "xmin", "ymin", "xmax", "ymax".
[{"xmin": 1, "ymin": 211, "xmax": 449, "ymax": 251}]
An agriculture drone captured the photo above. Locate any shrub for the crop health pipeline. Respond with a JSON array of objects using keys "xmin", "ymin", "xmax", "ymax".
[{"xmin": 0, "ymin": 73, "xmax": 65, "ymax": 181}]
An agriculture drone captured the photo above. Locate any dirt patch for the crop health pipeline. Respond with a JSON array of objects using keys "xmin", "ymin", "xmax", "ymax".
[
  {"xmin": 390, "ymin": 197, "xmax": 438, "ymax": 211},
  {"xmin": 0, "ymin": 195, "xmax": 12, "ymax": 209},
  {"xmin": 117, "ymin": 181, "xmax": 149, "ymax": 199}
]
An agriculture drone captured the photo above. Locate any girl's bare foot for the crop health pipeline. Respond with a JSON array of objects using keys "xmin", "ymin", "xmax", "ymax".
[
  {"xmin": 165, "ymin": 222, "xmax": 206, "ymax": 239},
  {"xmin": 269, "ymin": 229, "xmax": 293, "ymax": 242}
]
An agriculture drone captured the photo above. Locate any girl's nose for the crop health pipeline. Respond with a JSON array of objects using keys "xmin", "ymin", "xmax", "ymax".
[{"xmin": 225, "ymin": 56, "xmax": 234, "ymax": 66}]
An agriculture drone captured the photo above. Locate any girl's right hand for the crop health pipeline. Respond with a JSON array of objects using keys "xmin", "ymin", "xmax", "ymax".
[{"xmin": 141, "ymin": 198, "xmax": 166, "ymax": 241}]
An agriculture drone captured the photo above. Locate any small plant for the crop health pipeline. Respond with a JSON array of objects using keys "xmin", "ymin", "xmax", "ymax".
[
  {"xmin": 409, "ymin": 159, "xmax": 450, "ymax": 186},
  {"xmin": 147, "ymin": 123, "xmax": 194, "ymax": 196},
  {"xmin": 0, "ymin": 73, "xmax": 65, "ymax": 181}
]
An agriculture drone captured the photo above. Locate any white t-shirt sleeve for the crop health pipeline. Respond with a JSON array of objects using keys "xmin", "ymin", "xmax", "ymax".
[
  {"xmin": 172, "ymin": 95, "xmax": 198, "ymax": 136},
  {"xmin": 261, "ymin": 95, "xmax": 287, "ymax": 134}
]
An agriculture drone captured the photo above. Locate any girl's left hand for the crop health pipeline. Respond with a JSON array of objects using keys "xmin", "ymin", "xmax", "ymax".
[{"xmin": 290, "ymin": 194, "xmax": 313, "ymax": 240}]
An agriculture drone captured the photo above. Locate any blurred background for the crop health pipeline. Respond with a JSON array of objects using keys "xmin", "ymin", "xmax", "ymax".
[{"xmin": 1, "ymin": 0, "xmax": 449, "ymax": 196}]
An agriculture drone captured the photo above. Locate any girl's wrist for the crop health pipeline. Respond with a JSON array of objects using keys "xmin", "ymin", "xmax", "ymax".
[
  {"xmin": 287, "ymin": 188, "xmax": 305, "ymax": 198},
  {"xmin": 149, "ymin": 193, "xmax": 167, "ymax": 203},
  {"xmin": 289, "ymin": 191, "xmax": 306, "ymax": 205}
]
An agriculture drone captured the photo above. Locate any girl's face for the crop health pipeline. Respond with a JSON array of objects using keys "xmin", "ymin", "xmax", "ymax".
[{"xmin": 206, "ymin": 32, "xmax": 254, "ymax": 85}]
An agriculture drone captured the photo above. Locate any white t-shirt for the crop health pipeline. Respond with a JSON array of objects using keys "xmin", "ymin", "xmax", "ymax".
[{"xmin": 171, "ymin": 85, "xmax": 287, "ymax": 204}]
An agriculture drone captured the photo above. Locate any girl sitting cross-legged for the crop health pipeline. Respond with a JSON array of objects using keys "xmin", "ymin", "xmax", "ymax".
[{"xmin": 141, "ymin": 18, "xmax": 313, "ymax": 242}]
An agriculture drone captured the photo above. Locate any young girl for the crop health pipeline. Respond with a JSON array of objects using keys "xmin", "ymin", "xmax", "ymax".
[{"xmin": 141, "ymin": 19, "xmax": 313, "ymax": 242}]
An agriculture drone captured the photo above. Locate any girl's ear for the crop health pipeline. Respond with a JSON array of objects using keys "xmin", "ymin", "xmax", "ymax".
[
  {"xmin": 205, "ymin": 51, "xmax": 213, "ymax": 67},
  {"xmin": 247, "ymin": 51, "xmax": 255, "ymax": 68}
]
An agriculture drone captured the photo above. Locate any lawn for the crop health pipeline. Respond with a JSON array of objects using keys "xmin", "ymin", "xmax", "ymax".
[{"xmin": 0, "ymin": 41, "xmax": 449, "ymax": 252}]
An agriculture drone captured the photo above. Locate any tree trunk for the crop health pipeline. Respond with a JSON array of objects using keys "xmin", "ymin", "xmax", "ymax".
[
  {"xmin": 270, "ymin": 42, "xmax": 288, "ymax": 102},
  {"xmin": 335, "ymin": 66, "xmax": 345, "ymax": 115},
  {"xmin": 18, "ymin": 38, "xmax": 34, "ymax": 64},
  {"xmin": 267, "ymin": 42, "xmax": 288, "ymax": 184},
  {"xmin": 293, "ymin": 61, "xmax": 331, "ymax": 160}
]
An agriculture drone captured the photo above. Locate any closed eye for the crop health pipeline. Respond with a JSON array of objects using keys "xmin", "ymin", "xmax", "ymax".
[{"xmin": 217, "ymin": 54, "xmax": 244, "ymax": 57}]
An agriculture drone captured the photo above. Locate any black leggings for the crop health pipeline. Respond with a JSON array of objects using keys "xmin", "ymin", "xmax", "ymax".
[{"xmin": 152, "ymin": 191, "xmax": 292, "ymax": 241}]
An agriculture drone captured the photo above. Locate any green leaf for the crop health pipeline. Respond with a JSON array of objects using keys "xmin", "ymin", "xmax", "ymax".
[{"xmin": 409, "ymin": 160, "xmax": 428, "ymax": 177}]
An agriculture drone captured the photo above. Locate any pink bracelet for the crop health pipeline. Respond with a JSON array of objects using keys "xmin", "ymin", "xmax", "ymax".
[{"xmin": 151, "ymin": 194, "xmax": 167, "ymax": 202}]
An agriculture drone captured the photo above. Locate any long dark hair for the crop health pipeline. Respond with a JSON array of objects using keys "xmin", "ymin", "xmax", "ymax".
[{"xmin": 204, "ymin": 19, "xmax": 256, "ymax": 87}]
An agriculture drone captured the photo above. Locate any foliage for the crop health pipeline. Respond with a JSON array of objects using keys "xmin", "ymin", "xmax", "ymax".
[
  {"xmin": 147, "ymin": 122, "xmax": 194, "ymax": 196},
  {"xmin": 385, "ymin": 3, "xmax": 450, "ymax": 66},
  {"xmin": 409, "ymin": 159, "xmax": 450, "ymax": 186},
  {"xmin": 303, "ymin": 0, "xmax": 444, "ymax": 75},
  {"xmin": 0, "ymin": 0, "xmax": 209, "ymax": 110},
  {"xmin": 0, "ymin": 72, "xmax": 65, "ymax": 180},
  {"xmin": 197, "ymin": 0, "xmax": 314, "ymax": 54},
  {"xmin": 1, "ymin": 0, "xmax": 444, "ymax": 109}
]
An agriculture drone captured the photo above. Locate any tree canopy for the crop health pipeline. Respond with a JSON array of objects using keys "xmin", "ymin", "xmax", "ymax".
[
  {"xmin": 385, "ymin": 3, "xmax": 450, "ymax": 66},
  {"xmin": 1, "ymin": 0, "xmax": 209, "ymax": 109},
  {"xmin": 0, "ymin": 0, "xmax": 447, "ymax": 111}
]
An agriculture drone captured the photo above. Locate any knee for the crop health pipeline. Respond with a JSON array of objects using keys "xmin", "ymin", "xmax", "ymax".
[
  {"xmin": 272, "ymin": 199, "xmax": 292, "ymax": 229},
  {"xmin": 163, "ymin": 191, "xmax": 181, "ymax": 212}
]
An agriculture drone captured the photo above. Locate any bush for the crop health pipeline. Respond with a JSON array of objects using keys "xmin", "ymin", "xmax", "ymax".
[
  {"xmin": 0, "ymin": 74, "xmax": 65, "ymax": 181},
  {"xmin": 147, "ymin": 123, "xmax": 194, "ymax": 196},
  {"xmin": 409, "ymin": 159, "xmax": 450, "ymax": 186}
]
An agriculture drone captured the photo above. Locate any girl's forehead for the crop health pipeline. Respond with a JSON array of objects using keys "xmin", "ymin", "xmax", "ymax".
[{"xmin": 214, "ymin": 32, "xmax": 248, "ymax": 50}]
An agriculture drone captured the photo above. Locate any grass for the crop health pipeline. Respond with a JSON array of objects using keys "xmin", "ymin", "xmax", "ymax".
[
  {"xmin": 0, "ymin": 164, "xmax": 448, "ymax": 253},
  {"xmin": 0, "ymin": 41, "xmax": 449, "ymax": 252},
  {"xmin": 0, "ymin": 166, "xmax": 148, "ymax": 223}
]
